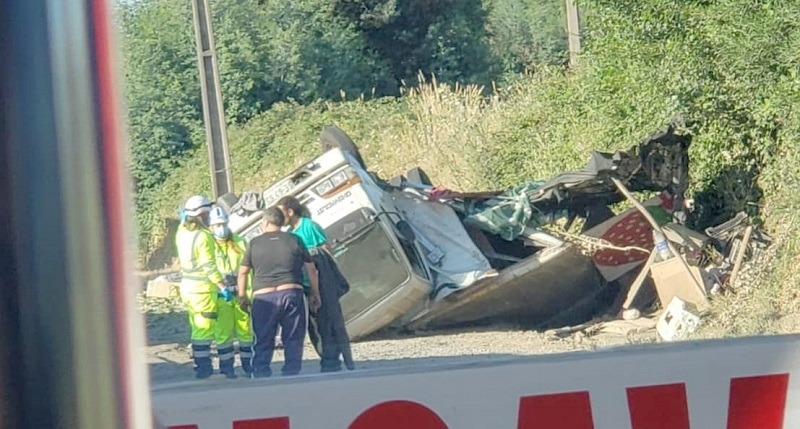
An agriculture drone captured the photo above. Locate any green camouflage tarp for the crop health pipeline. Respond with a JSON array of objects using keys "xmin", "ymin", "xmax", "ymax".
[{"xmin": 462, "ymin": 181, "xmax": 567, "ymax": 241}]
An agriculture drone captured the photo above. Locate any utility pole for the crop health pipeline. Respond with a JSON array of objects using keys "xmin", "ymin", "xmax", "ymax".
[
  {"xmin": 191, "ymin": 0, "xmax": 234, "ymax": 199},
  {"xmin": 565, "ymin": 0, "xmax": 581, "ymax": 68}
]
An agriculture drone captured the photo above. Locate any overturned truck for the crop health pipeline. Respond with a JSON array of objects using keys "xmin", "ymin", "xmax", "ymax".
[{"xmin": 209, "ymin": 123, "xmax": 691, "ymax": 341}]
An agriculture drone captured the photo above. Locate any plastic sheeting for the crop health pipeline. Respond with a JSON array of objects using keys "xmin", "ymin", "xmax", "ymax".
[{"xmin": 390, "ymin": 190, "xmax": 495, "ymax": 300}]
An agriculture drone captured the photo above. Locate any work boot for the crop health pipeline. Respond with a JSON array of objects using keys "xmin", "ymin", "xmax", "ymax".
[
  {"xmin": 192, "ymin": 344, "xmax": 214, "ymax": 380},
  {"xmin": 194, "ymin": 364, "xmax": 213, "ymax": 380},
  {"xmin": 219, "ymin": 358, "xmax": 237, "ymax": 379},
  {"xmin": 320, "ymin": 357, "xmax": 342, "ymax": 373},
  {"xmin": 238, "ymin": 343, "xmax": 253, "ymax": 376}
]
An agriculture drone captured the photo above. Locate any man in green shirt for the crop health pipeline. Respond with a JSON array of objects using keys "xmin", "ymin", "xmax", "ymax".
[{"xmin": 277, "ymin": 196, "xmax": 354, "ymax": 372}]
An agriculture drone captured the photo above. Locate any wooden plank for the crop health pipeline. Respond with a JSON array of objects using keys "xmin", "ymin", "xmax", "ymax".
[{"xmin": 622, "ymin": 250, "xmax": 657, "ymax": 310}]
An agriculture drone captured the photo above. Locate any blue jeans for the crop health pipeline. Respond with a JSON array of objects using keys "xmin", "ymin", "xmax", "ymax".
[{"xmin": 251, "ymin": 289, "xmax": 306, "ymax": 377}]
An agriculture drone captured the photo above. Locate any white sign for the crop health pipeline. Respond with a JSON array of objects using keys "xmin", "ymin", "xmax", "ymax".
[{"xmin": 153, "ymin": 334, "xmax": 800, "ymax": 428}]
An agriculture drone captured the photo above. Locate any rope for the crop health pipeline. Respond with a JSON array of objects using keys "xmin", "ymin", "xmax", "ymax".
[{"xmin": 549, "ymin": 230, "xmax": 651, "ymax": 255}]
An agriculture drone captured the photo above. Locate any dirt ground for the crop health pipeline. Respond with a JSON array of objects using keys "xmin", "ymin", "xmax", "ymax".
[{"xmin": 142, "ymin": 294, "xmax": 659, "ymax": 385}]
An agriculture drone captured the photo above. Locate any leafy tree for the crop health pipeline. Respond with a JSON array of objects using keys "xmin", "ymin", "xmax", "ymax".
[
  {"xmin": 118, "ymin": 0, "xmax": 203, "ymax": 243},
  {"xmin": 335, "ymin": 0, "xmax": 494, "ymax": 86},
  {"xmin": 211, "ymin": 0, "xmax": 394, "ymax": 123},
  {"xmin": 484, "ymin": 0, "xmax": 568, "ymax": 75}
]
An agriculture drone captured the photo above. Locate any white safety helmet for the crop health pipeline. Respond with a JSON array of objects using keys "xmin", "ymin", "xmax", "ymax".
[
  {"xmin": 209, "ymin": 206, "xmax": 231, "ymax": 239},
  {"xmin": 209, "ymin": 206, "xmax": 229, "ymax": 226},
  {"xmin": 183, "ymin": 195, "xmax": 212, "ymax": 217}
]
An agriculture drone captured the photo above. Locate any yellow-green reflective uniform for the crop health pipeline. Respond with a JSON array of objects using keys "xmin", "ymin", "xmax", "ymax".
[
  {"xmin": 213, "ymin": 233, "xmax": 254, "ymax": 371},
  {"xmin": 175, "ymin": 222, "xmax": 224, "ymax": 375}
]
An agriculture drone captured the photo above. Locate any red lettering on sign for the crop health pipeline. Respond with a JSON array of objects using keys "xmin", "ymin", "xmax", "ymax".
[
  {"xmin": 626, "ymin": 383, "xmax": 689, "ymax": 429},
  {"xmin": 349, "ymin": 400, "xmax": 448, "ymax": 429},
  {"xmin": 232, "ymin": 417, "xmax": 290, "ymax": 429},
  {"xmin": 726, "ymin": 373, "xmax": 789, "ymax": 429},
  {"xmin": 517, "ymin": 391, "xmax": 594, "ymax": 429},
  {"xmin": 167, "ymin": 426, "xmax": 198, "ymax": 429}
]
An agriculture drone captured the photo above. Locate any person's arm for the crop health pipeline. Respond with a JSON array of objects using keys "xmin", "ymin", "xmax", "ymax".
[
  {"xmin": 237, "ymin": 244, "xmax": 253, "ymax": 308},
  {"xmin": 237, "ymin": 265, "xmax": 252, "ymax": 309},
  {"xmin": 299, "ymin": 239, "xmax": 321, "ymax": 311}
]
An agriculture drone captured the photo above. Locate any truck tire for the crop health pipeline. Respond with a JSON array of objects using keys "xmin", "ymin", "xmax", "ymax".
[
  {"xmin": 216, "ymin": 192, "xmax": 239, "ymax": 214},
  {"xmin": 406, "ymin": 167, "xmax": 433, "ymax": 186},
  {"xmin": 320, "ymin": 125, "xmax": 366, "ymax": 169}
]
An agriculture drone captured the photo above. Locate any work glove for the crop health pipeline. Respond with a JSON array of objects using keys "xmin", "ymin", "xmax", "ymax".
[{"xmin": 218, "ymin": 288, "xmax": 234, "ymax": 302}]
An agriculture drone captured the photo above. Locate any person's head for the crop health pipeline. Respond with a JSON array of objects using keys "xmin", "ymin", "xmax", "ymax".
[
  {"xmin": 182, "ymin": 195, "xmax": 213, "ymax": 229},
  {"xmin": 261, "ymin": 206, "xmax": 285, "ymax": 232},
  {"xmin": 276, "ymin": 195, "xmax": 308, "ymax": 226},
  {"xmin": 208, "ymin": 206, "xmax": 231, "ymax": 240}
]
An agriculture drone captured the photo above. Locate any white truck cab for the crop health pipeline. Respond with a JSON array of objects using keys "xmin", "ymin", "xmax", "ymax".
[{"xmin": 227, "ymin": 145, "xmax": 437, "ymax": 340}]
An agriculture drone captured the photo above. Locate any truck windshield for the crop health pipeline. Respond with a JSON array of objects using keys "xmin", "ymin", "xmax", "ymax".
[{"xmin": 333, "ymin": 222, "xmax": 410, "ymax": 321}]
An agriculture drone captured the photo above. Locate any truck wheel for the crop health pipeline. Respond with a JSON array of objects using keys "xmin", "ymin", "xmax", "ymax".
[
  {"xmin": 216, "ymin": 192, "xmax": 239, "ymax": 214},
  {"xmin": 320, "ymin": 125, "xmax": 366, "ymax": 169},
  {"xmin": 406, "ymin": 167, "xmax": 433, "ymax": 186}
]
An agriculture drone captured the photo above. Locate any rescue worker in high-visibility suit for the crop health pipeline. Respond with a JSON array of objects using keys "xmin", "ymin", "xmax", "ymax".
[
  {"xmin": 175, "ymin": 195, "xmax": 234, "ymax": 379},
  {"xmin": 208, "ymin": 206, "xmax": 255, "ymax": 376}
]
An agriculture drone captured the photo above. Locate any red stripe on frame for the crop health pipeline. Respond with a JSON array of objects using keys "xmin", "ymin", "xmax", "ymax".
[
  {"xmin": 349, "ymin": 400, "xmax": 449, "ymax": 429},
  {"xmin": 518, "ymin": 391, "xmax": 595, "ymax": 429},
  {"xmin": 89, "ymin": 0, "xmax": 133, "ymax": 426},
  {"xmin": 727, "ymin": 373, "xmax": 789, "ymax": 429},
  {"xmin": 233, "ymin": 417, "xmax": 290, "ymax": 429},
  {"xmin": 626, "ymin": 383, "xmax": 690, "ymax": 429}
]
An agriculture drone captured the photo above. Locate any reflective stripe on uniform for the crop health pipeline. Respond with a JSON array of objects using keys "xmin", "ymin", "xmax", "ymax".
[
  {"xmin": 177, "ymin": 226, "xmax": 223, "ymax": 284},
  {"xmin": 192, "ymin": 342, "xmax": 212, "ymax": 358},
  {"xmin": 217, "ymin": 340, "xmax": 234, "ymax": 350},
  {"xmin": 200, "ymin": 312, "xmax": 217, "ymax": 320},
  {"xmin": 217, "ymin": 340, "xmax": 235, "ymax": 361},
  {"xmin": 238, "ymin": 339, "xmax": 253, "ymax": 358},
  {"xmin": 179, "ymin": 230, "xmax": 204, "ymax": 276},
  {"xmin": 192, "ymin": 349, "xmax": 211, "ymax": 358}
]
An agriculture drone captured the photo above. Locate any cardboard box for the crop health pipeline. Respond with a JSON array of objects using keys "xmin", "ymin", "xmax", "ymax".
[
  {"xmin": 649, "ymin": 255, "xmax": 708, "ymax": 308},
  {"xmin": 657, "ymin": 296, "xmax": 701, "ymax": 341},
  {"xmin": 662, "ymin": 223, "xmax": 709, "ymax": 250},
  {"xmin": 146, "ymin": 277, "xmax": 179, "ymax": 299}
]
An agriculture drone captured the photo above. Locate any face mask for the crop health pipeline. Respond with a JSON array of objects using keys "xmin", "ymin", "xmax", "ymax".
[{"xmin": 211, "ymin": 224, "xmax": 230, "ymax": 239}]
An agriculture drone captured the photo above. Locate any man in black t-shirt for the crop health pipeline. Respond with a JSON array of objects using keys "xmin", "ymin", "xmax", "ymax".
[{"xmin": 237, "ymin": 207, "xmax": 321, "ymax": 377}]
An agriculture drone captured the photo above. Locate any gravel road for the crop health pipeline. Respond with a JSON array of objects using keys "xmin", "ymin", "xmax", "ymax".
[{"xmin": 145, "ymin": 302, "xmax": 657, "ymax": 386}]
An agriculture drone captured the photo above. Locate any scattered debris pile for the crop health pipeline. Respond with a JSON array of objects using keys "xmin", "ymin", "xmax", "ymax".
[
  {"xmin": 611, "ymin": 207, "xmax": 770, "ymax": 341},
  {"xmin": 143, "ymin": 121, "xmax": 772, "ymax": 345}
]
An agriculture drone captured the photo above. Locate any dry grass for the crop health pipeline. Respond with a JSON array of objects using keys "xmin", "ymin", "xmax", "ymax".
[{"xmin": 140, "ymin": 76, "xmax": 525, "ymax": 266}]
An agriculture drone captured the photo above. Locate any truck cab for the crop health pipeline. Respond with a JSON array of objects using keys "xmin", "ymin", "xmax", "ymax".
[{"xmin": 227, "ymin": 146, "xmax": 436, "ymax": 340}]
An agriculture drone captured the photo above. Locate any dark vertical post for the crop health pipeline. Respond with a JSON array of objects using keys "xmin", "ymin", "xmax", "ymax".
[
  {"xmin": 566, "ymin": 0, "xmax": 581, "ymax": 67},
  {"xmin": 191, "ymin": 0, "xmax": 234, "ymax": 199}
]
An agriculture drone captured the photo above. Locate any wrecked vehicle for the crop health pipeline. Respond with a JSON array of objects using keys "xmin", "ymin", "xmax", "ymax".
[{"xmin": 207, "ymin": 123, "xmax": 693, "ymax": 341}]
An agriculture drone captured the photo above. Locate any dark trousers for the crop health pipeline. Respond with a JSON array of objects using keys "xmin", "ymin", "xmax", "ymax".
[
  {"xmin": 309, "ymin": 251, "xmax": 354, "ymax": 372},
  {"xmin": 251, "ymin": 289, "xmax": 306, "ymax": 377}
]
